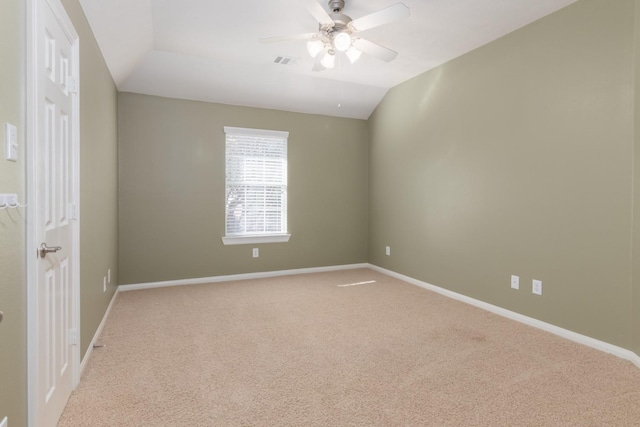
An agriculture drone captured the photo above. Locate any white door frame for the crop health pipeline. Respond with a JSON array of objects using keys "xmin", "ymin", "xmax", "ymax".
[{"xmin": 25, "ymin": 0, "xmax": 81, "ymax": 425}]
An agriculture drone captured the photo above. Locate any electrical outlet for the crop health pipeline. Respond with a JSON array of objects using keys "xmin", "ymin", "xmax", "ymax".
[
  {"xmin": 252, "ymin": 248, "xmax": 259, "ymax": 258},
  {"xmin": 511, "ymin": 275, "xmax": 519, "ymax": 290},
  {"xmin": 385, "ymin": 246, "xmax": 391, "ymax": 256},
  {"xmin": 532, "ymin": 279, "xmax": 542, "ymax": 296},
  {"xmin": 103, "ymin": 277, "xmax": 107, "ymax": 293}
]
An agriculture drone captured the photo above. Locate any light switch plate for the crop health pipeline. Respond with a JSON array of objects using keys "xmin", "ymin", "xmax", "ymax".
[{"xmin": 5, "ymin": 123, "xmax": 17, "ymax": 161}]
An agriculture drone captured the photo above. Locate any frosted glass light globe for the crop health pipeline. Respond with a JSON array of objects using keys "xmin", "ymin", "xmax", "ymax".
[
  {"xmin": 346, "ymin": 46, "xmax": 362, "ymax": 64},
  {"xmin": 333, "ymin": 32, "xmax": 352, "ymax": 52},
  {"xmin": 320, "ymin": 51, "xmax": 336, "ymax": 69},
  {"xmin": 307, "ymin": 40, "xmax": 324, "ymax": 58}
]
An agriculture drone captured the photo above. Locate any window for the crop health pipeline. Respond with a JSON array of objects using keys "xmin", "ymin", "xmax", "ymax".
[{"xmin": 222, "ymin": 126, "xmax": 290, "ymax": 245}]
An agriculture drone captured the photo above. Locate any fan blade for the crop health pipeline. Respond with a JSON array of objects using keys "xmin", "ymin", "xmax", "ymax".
[
  {"xmin": 349, "ymin": 3, "xmax": 410, "ymax": 32},
  {"xmin": 307, "ymin": 0, "xmax": 334, "ymax": 26},
  {"xmin": 353, "ymin": 38, "xmax": 398, "ymax": 62},
  {"xmin": 260, "ymin": 32, "xmax": 318, "ymax": 43}
]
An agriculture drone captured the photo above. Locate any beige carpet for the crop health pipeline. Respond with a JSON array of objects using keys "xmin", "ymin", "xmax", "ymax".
[{"xmin": 59, "ymin": 269, "xmax": 640, "ymax": 426}]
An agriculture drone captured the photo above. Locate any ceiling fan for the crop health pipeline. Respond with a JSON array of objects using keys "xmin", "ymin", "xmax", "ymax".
[{"xmin": 261, "ymin": 0, "xmax": 410, "ymax": 71}]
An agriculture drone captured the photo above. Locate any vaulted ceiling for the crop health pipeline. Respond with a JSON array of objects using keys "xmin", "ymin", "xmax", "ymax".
[{"xmin": 79, "ymin": 0, "xmax": 577, "ymax": 119}]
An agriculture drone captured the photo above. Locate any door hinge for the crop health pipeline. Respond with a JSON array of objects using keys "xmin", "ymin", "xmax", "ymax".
[
  {"xmin": 71, "ymin": 203, "xmax": 78, "ymax": 220},
  {"xmin": 69, "ymin": 328, "xmax": 78, "ymax": 346},
  {"xmin": 67, "ymin": 76, "xmax": 78, "ymax": 94}
]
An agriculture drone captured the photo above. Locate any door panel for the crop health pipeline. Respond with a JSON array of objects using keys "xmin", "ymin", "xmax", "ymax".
[{"xmin": 33, "ymin": 0, "xmax": 79, "ymax": 426}]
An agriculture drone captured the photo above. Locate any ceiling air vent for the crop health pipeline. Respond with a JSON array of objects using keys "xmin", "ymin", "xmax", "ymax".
[{"xmin": 273, "ymin": 56, "xmax": 297, "ymax": 65}]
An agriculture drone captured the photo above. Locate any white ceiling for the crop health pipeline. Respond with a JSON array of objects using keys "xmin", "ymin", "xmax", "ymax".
[{"xmin": 79, "ymin": 0, "xmax": 578, "ymax": 119}]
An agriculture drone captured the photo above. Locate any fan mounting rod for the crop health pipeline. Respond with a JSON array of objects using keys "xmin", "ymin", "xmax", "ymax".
[{"xmin": 328, "ymin": 0, "xmax": 345, "ymax": 13}]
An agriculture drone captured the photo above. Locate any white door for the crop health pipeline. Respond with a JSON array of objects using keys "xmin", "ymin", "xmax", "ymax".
[{"xmin": 30, "ymin": 0, "xmax": 80, "ymax": 426}]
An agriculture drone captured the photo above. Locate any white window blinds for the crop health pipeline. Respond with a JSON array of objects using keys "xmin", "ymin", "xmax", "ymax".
[{"xmin": 224, "ymin": 127, "xmax": 288, "ymax": 237}]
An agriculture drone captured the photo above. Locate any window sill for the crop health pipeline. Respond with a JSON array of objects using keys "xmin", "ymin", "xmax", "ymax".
[{"xmin": 221, "ymin": 234, "xmax": 291, "ymax": 245}]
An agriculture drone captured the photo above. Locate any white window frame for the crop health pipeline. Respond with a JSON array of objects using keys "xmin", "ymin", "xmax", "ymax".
[{"xmin": 221, "ymin": 126, "xmax": 291, "ymax": 245}]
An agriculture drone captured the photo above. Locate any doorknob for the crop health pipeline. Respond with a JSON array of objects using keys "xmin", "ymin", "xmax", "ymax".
[{"xmin": 39, "ymin": 242, "xmax": 62, "ymax": 258}]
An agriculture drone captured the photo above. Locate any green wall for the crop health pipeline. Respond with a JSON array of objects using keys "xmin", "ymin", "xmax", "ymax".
[
  {"xmin": 0, "ymin": 1, "xmax": 27, "ymax": 424},
  {"xmin": 633, "ymin": 0, "xmax": 640, "ymax": 357},
  {"xmin": 116, "ymin": 0, "xmax": 640, "ymax": 356},
  {"xmin": 3, "ymin": 1, "xmax": 640, "ymax": 425},
  {"xmin": 369, "ymin": 0, "xmax": 637, "ymax": 350},
  {"xmin": 0, "ymin": 1, "xmax": 118, "ymax": 425},
  {"xmin": 118, "ymin": 93, "xmax": 369, "ymax": 285}
]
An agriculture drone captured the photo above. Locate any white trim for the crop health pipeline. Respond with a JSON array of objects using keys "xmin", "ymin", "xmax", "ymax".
[
  {"xmin": 118, "ymin": 262, "xmax": 640, "ymax": 369},
  {"xmin": 369, "ymin": 264, "xmax": 640, "ymax": 369},
  {"xmin": 118, "ymin": 263, "xmax": 369, "ymax": 292},
  {"xmin": 45, "ymin": 0, "xmax": 78, "ymax": 40},
  {"xmin": 221, "ymin": 234, "xmax": 291, "ymax": 245},
  {"xmin": 79, "ymin": 288, "xmax": 119, "ymax": 376},
  {"xmin": 26, "ymin": 3, "xmax": 38, "ymax": 426},
  {"xmin": 224, "ymin": 126, "xmax": 289, "ymax": 138},
  {"xmin": 69, "ymin": 5, "xmax": 81, "ymax": 392}
]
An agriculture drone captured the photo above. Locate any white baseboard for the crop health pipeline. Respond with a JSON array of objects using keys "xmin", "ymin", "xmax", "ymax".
[
  {"xmin": 116, "ymin": 262, "xmax": 640, "ymax": 369},
  {"xmin": 118, "ymin": 263, "xmax": 370, "ymax": 292},
  {"xmin": 79, "ymin": 288, "xmax": 120, "ymax": 377},
  {"xmin": 369, "ymin": 264, "xmax": 640, "ymax": 369}
]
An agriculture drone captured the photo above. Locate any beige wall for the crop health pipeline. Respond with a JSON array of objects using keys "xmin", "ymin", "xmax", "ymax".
[
  {"xmin": 633, "ymin": 0, "xmax": 640, "ymax": 356},
  {"xmin": 0, "ymin": 0, "xmax": 27, "ymax": 424},
  {"xmin": 2, "ymin": 1, "xmax": 640, "ymax": 425},
  {"xmin": 0, "ymin": 1, "xmax": 118, "ymax": 425},
  {"xmin": 369, "ymin": 0, "xmax": 636, "ymax": 349},
  {"xmin": 118, "ymin": 93, "xmax": 369, "ymax": 285}
]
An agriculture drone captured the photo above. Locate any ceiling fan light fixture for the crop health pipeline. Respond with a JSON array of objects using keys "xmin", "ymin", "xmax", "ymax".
[
  {"xmin": 261, "ymin": 0, "xmax": 410, "ymax": 71},
  {"xmin": 307, "ymin": 39, "xmax": 325, "ymax": 58},
  {"xmin": 333, "ymin": 32, "xmax": 352, "ymax": 52},
  {"xmin": 345, "ymin": 46, "xmax": 362, "ymax": 64},
  {"xmin": 320, "ymin": 50, "xmax": 336, "ymax": 69}
]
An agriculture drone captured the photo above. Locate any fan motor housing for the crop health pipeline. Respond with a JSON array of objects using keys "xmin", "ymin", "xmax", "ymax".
[{"xmin": 329, "ymin": 12, "xmax": 352, "ymax": 28}]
